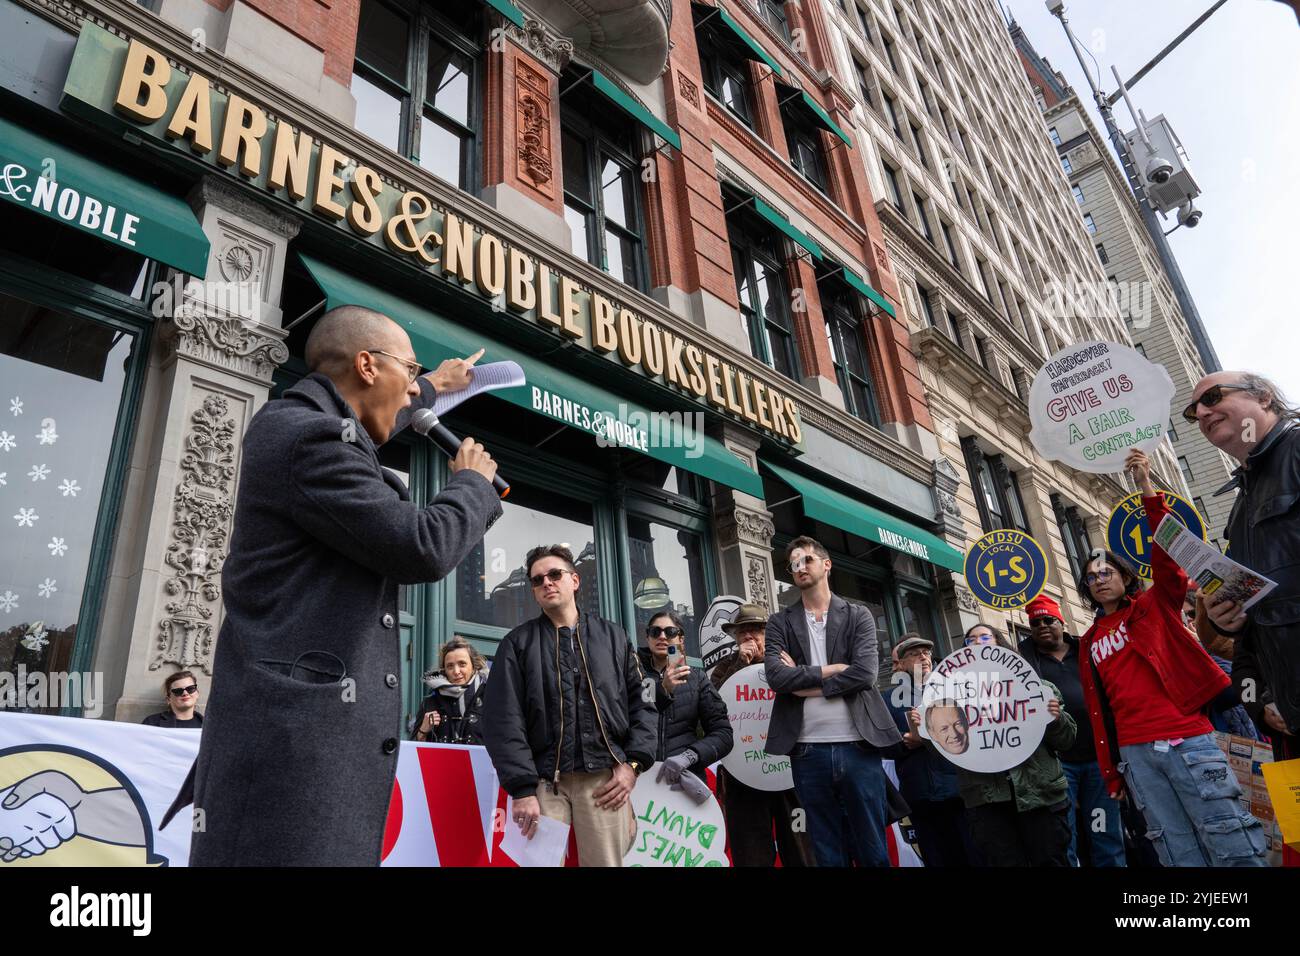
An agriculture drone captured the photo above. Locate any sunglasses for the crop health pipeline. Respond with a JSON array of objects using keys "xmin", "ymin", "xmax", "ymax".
[
  {"xmin": 529, "ymin": 567, "xmax": 571, "ymax": 588},
  {"xmin": 169, "ymin": 684, "xmax": 198, "ymax": 698},
  {"xmin": 647, "ymin": 625, "xmax": 683, "ymax": 639},
  {"xmin": 964, "ymin": 633, "xmax": 996, "ymax": 646},
  {"xmin": 789, "ymin": 554, "xmax": 820, "ymax": 575},
  {"xmin": 1085, "ymin": 568, "xmax": 1116, "ymax": 587},
  {"xmin": 1181, "ymin": 383, "xmax": 1250, "ymax": 423},
  {"xmin": 368, "ymin": 348, "xmax": 423, "ymax": 384},
  {"xmin": 1029, "ymin": 616, "xmax": 1058, "ymax": 627}
]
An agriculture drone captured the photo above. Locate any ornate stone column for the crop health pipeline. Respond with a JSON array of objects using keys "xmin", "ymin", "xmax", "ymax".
[
  {"xmin": 98, "ymin": 175, "xmax": 297, "ymax": 722},
  {"xmin": 708, "ymin": 423, "xmax": 778, "ymax": 611}
]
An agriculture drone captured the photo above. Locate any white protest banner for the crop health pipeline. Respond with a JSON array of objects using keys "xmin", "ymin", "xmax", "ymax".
[
  {"xmin": 918, "ymin": 644, "xmax": 1054, "ymax": 774},
  {"xmin": 625, "ymin": 763, "xmax": 728, "ymax": 867},
  {"xmin": 719, "ymin": 664, "xmax": 791, "ymax": 791},
  {"xmin": 1028, "ymin": 341, "xmax": 1174, "ymax": 473},
  {"xmin": 698, "ymin": 594, "xmax": 744, "ymax": 677}
]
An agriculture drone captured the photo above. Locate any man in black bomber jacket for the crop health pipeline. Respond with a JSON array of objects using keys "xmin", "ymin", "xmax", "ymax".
[{"xmin": 483, "ymin": 544, "xmax": 657, "ymax": 867}]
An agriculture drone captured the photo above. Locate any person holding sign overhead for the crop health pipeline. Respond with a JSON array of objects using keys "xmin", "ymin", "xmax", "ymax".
[{"xmin": 1076, "ymin": 449, "xmax": 1268, "ymax": 867}]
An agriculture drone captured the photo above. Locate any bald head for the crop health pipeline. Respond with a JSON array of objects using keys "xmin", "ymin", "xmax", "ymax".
[{"xmin": 305, "ymin": 305, "xmax": 406, "ymax": 381}]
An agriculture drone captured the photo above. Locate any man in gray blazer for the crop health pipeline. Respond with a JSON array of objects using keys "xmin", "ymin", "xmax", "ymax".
[
  {"xmin": 765, "ymin": 535, "xmax": 903, "ymax": 867},
  {"xmin": 168, "ymin": 305, "xmax": 502, "ymax": 866}
]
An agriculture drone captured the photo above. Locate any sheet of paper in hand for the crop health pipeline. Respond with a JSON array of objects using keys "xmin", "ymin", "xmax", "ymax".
[
  {"xmin": 624, "ymin": 764, "xmax": 728, "ymax": 867},
  {"xmin": 918, "ymin": 645, "xmax": 1054, "ymax": 773},
  {"xmin": 1028, "ymin": 341, "xmax": 1174, "ymax": 473},
  {"xmin": 719, "ymin": 664, "xmax": 792, "ymax": 791}
]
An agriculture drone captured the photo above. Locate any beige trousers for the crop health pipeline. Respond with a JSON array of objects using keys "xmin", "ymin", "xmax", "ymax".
[{"xmin": 536, "ymin": 769, "xmax": 637, "ymax": 867}]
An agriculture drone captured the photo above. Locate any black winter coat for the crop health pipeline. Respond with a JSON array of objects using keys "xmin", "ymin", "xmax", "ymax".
[
  {"xmin": 411, "ymin": 672, "xmax": 488, "ymax": 745},
  {"xmin": 482, "ymin": 611, "xmax": 657, "ymax": 798},
  {"xmin": 636, "ymin": 648, "xmax": 733, "ymax": 781},
  {"xmin": 1222, "ymin": 420, "xmax": 1300, "ymax": 737}
]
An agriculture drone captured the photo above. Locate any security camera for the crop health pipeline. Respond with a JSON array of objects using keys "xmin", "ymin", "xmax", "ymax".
[
  {"xmin": 1046, "ymin": 0, "xmax": 1066, "ymax": 15},
  {"xmin": 1145, "ymin": 156, "xmax": 1173, "ymax": 185},
  {"xmin": 1177, "ymin": 201, "xmax": 1202, "ymax": 228}
]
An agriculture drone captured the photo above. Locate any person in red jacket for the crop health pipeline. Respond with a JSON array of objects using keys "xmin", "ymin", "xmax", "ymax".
[{"xmin": 1077, "ymin": 449, "xmax": 1268, "ymax": 867}]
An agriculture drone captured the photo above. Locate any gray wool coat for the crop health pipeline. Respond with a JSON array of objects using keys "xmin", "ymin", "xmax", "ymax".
[{"xmin": 171, "ymin": 372, "xmax": 501, "ymax": 866}]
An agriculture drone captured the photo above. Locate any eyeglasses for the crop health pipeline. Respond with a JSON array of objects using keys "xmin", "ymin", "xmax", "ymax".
[
  {"xmin": 529, "ymin": 568, "xmax": 571, "ymax": 588},
  {"xmin": 1181, "ymin": 383, "xmax": 1250, "ymax": 423},
  {"xmin": 1029, "ymin": 616, "xmax": 1058, "ymax": 628},
  {"xmin": 368, "ymin": 348, "xmax": 423, "ymax": 384},
  {"xmin": 169, "ymin": 684, "xmax": 198, "ymax": 698},
  {"xmin": 1084, "ymin": 568, "xmax": 1116, "ymax": 587},
  {"xmin": 789, "ymin": 555, "xmax": 819, "ymax": 575},
  {"xmin": 647, "ymin": 625, "xmax": 683, "ymax": 639},
  {"xmin": 964, "ymin": 633, "xmax": 996, "ymax": 646}
]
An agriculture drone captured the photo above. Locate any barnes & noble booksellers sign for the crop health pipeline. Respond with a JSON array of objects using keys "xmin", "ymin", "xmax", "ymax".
[{"xmin": 59, "ymin": 25, "xmax": 801, "ymax": 444}]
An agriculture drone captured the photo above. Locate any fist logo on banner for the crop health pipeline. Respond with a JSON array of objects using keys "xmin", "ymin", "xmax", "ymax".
[
  {"xmin": 917, "ymin": 646, "xmax": 1054, "ymax": 773},
  {"xmin": 964, "ymin": 530, "xmax": 1048, "ymax": 610},
  {"xmin": 1028, "ymin": 341, "xmax": 1175, "ymax": 473},
  {"xmin": 1107, "ymin": 490, "xmax": 1207, "ymax": 580}
]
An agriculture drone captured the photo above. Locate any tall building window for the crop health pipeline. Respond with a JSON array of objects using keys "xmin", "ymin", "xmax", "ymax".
[
  {"xmin": 1048, "ymin": 126, "xmax": 1062, "ymax": 146},
  {"xmin": 727, "ymin": 205, "xmax": 802, "ymax": 382},
  {"xmin": 696, "ymin": 15, "xmax": 755, "ymax": 128},
  {"xmin": 1168, "ymin": 418, "xmax": 1178, "ymax": 441},
  {"xmin": 940, "ymin": 220, "xmax": 959, "ymax": 268},
  {"xmin": 1061, "ymin": 155, "xmax": 1073, "ymax": 174},
  {"xmin": 910, "ymin": 123, "xmax": 929, "ymax": 169},
  {"xmin": 912, "ymin": 192, "xmax": 934, "ymax": 243},
  {"xmin": 856, "ymin": 2, "xmax": 873, "ymax": 42},
  {"xmin": 882, "ymin": 35, "xmax": 898, "ymax": 72},
  {"xmin": 351, "ymin": 2, "xmax": 482, "ymax": 192},
  {"xmin": 1072, "ymin": 183, "xmax": 1085, "ymax": 204},
  {"xmin": 1052, "ymin": 493, "xmax": 1092, "ymax": 581},
  {"xmin": 760, "ymin": 0, "xmax": 792, "ymax": 42},
  {"xmin": 1083, "ymin": 212, "xmax": 1097, "ymax": 234},
  {"xmin": 1194, "ymin": 496, "xmax": 1209, "ymax": 521},
  {"xmin": 884, "ymin": 94, "xmax": 903, "ymax": 138},
  {"xmin": 560, "ymin": 73, "xmax": 648, "ymax": 291},
  {"xmin": 854, "ymin": 61, "xmax": 875, "ymax": 110},
  {"xmin": 820, "ymin": 281, "xmax": 881, "ymax": 426},
  {"xmin": 1095, "ymin": 243, "xmax": 1109, "ymax": 265},
  {"xmin": 881, "ymin": 160, "xmax": 903, "ymax": 211},
  {"xmin": 963, "ymin": 436, "xmax": 1030, "ymax": 534},
  {"xmin": 1179, "ymin": 456, "xmax": 1194, "ymax": 489},
  {"xmin": 780, "ymin": 97, "xmax": 829, "ymax": 192}
]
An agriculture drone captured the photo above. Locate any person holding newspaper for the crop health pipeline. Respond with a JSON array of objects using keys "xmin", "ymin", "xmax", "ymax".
[{"xmin": 1076, "ymin": 448, "xmax": 1268, "ymax": 867}]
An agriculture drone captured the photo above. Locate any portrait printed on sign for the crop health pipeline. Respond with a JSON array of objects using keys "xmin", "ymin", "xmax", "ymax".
[
  {"xmin": 917, "ymin": 645, "xmax": 1053, "ymax": 773},
  {"xmin": 718, "ymin": 664, "xmax": 792, "ymax": 791}
]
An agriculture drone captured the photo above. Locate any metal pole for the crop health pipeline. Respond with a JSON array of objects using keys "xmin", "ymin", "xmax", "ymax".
[
  {"xmin": 1106, "ymin": 0, "xmax": 1230, "ymax": 106},
  {"xmin": 1049, "ymin": 5, "xmax": 1221, "ymax": 372}
]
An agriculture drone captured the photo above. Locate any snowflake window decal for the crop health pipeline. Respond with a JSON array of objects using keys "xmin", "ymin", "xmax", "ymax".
[
  {"xmin": 28, "ymin": 463, "xmax": 50, "ymax": 482},
  {"xmin": 0, "ymin": 431, "xmax": 14, "ymax": 451},
  {"xmin": 8, "ymin": 396, "xmax": 20, "ymax": 417},
  {"xmin": 58, "ymin": 478, "xmax": 80, "ymax": 497},
  {"xmin": 37, "ymin": 578, "xmax": 57, "ymax": 598},
  {"xmin": 48, "ymin": 537, "xmax": 67, "ymax": 557},
  {"xmin": 13, "ymin": 507, "xmax": 38, "ymax": 527},
  {"xmin": 36, "ymin": 425, "xmax": 57, "ymax": 446},
  {"xmin": 0, "ymin": 590, "xmax": 17, "ymax": 613}
]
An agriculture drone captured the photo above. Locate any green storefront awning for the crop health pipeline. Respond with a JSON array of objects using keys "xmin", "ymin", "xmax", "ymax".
[
  {"xmin": 750, "ymin": 195, "xmax": 822, "ymax": 260},
  {"xmin": 692, "ymin": 2, "xmax": 785, "ymax": 80},
  {"xmin": 776, "ymin": 83, "xmax": 853, "ymax": 148},
  {"xmin": 482, "ymin": 0, "xmax": 525, "ymax": 29},
  {"xmin": 839, "ymin": 266, "xmax": 896, "ymax": 318},
  {"xmin": 590, "ymin": 70, "xmax": 682, "ymax": 151},
  {"xmin": 299, "ymin": 254, "xmax": 765, "ymax": 498},
  {"xmin": 761, "ymin": 458, "xmax": 965, "ymax": 572},
  {"xmin": 0, "ymin": 114, "xmax": 209, "ymax": 276}
]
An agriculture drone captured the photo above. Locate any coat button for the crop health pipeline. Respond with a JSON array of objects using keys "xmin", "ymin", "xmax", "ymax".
[
  {"xmin": 382, "ymin": 737, "xmax": 398, "ymax": 754},
  {"xmin": 381, "ymin": 613, "xmax": 395, "ymax": 629},
  {"xmin": 385, "ymin": 673, "xmax": 398, "ymax": 688}
]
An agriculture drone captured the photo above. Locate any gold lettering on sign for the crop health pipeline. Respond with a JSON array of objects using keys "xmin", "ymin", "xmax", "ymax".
[
  {"xmin": 312, "ymin": 144, "xmax": 349, "ymax": 220},
  {"xmin": 165, "ymin": 72, "xmax": 213, "ymax": 154},
  {"xmin": 753, "ymin": 380, "xmax": 772, "ymax": 431},
  {"xmin": 507, "ymin": 248, "xmax": 536, "ymax": 312},
  {"xmin": 443, "ymin": 213, "xmax": 475, "ymax": 284},
  {"xmin": 663, "ymin": 331, "xmax": 688, "ymax": 388},
  {"xmin": 736, "ymin": 370, "xmax": 759, "ymax": 424},
  {"xmin": 114, "ymin": 39, "xmax": 172, "ymax": 122},
  {"xmin": 684, "ymin": 345, "xmax": 707, "ymax": 397},
  {"xmin": 705, "ymin": 355, "xmax": 725, "ymax": 408},
  {"xmin": 591, "ymin": 294, "xmax": 618, "ymax": 352},
  {"xmin": 784, "ymin": 397, "xmax": 802, "ymax": 443},
  {"xmin": 476, "ymin": 233, "xmax": 506, "ymax": 297},
  {"xmin": 721, "ymin": 366, "xmax": 744, "ymax": 415},
  {"xmin": 641, "ymin": 321, "xmax": 665, "ymax": 376},
  {"xmin": 346, "ymin": 166, "xmax": 384, "ymax": 236},
  {"xmin": 769, "ymin": 389, "xmax": 791, "ymax": 440},
  {"xmin": 617, "ymin": 309, "xmax": 642, "ymax": 366},
  {"xmin": 537, "ymin": 265, "xmax": 564, "ymax": 329},
  {"xmin": 558, "ymin": 276, "xmax": 583, "ymax": 340},
  {"xmin": 217, "ymin": 95, "xmax": 268, "ymax": 178},
  {"xmin": 268, "ymin": 121, "xmax": 313, "ymax": 201}
]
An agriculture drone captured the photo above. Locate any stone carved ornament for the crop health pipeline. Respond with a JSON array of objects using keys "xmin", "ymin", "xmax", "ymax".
[{"xmin": 152, "ymin": 395, "xmax": 237, "ymax": 674}]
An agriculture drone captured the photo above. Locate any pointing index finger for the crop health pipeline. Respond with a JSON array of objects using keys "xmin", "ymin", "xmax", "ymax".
[{"xmin": 463, "ymin": 348, "xmax": 486, "ymax": 367}]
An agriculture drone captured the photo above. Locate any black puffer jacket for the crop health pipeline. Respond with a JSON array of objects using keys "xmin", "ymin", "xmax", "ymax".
[
  {"xmin": 636, "ymin": 648, "xmax": 733, "ymax": 781},
  {"xmin": 1222, "ymin": 420, "xmax": 1300, "ymax": 736},
  {"xmin": 410, "ymin": 670, "xmax": 488, "ymax": 745},
  {"xmin": 483, "ymin": 611, "xmax": 657, "ymax": 798}
]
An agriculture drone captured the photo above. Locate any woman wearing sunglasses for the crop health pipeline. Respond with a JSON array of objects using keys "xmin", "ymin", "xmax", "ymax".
[
  {"xmin": 1076, "ymin": 449, "xmax": 1267, "ymax": 867},
  {"xmin": 142, "ymin": 671, "xmax": 204, "ymax": 729},
  {"xmin": 635, "ymin": 611, "xmax": 734, "ymax": 802}
]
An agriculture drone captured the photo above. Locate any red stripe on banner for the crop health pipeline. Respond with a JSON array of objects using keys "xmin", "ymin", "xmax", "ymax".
[
  {"xmin": 887, "ymin": 824, "xmax": 900, "ymax": 867},
  {"xmin": 488, "ymin": 788, "xmax": 517, "ymax": 867},
  {"xmin": 381, "ymin": 779, "xmax": 403, "ymax": 862},
  {"xmin": 418, "ymin": 747, "xmax": 491, "ymax": 866}
]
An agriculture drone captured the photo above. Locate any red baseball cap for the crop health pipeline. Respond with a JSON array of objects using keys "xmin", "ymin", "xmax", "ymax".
[{"xmin": 1025, "ymin": 595, "xmax": 1063, "ymax": 622}]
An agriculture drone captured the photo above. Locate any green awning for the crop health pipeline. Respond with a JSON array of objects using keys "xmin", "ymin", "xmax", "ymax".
[
  {"xmin": 761, "ymin": 459, "xmax": 965, "ymax": 572},
  {"xmin": 692, "ymin": 2, "xmax": 785, "ymax": 79},
  {"xmin": 751, "ymin": 195, "xmax": 822, "ymax": 260},
  {"xmin": 299, "ymin": 254, "xmax": 765, "ymax": 498},
  {"xmin": 482, "ymin": 0, "xmax": 525, "ymax": 29},
  {"xmin": 777, "ymin": 83, "xmax": 852, "ymax": 148},
  {"xmin": 590, "ymin": 70, "xmax": 682, "ymax": 151},
  {"xmin": 840, "ymin": 266, "xmax": 896, "ymax": 318},
  {"xmin": 0, "ymin": 114, "xmax": 209, "ymax": 276}
]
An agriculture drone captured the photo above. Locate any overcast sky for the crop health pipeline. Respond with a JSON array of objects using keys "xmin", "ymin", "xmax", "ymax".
[{"xmin": 1003, "ymin": 0, "xmax": 1300, "ymax": 402}]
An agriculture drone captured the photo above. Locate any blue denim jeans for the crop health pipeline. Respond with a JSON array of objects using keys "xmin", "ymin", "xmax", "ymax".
[
  {"xmin": 1061, "ymin": 759, "xmax": 1126, "ymax": 867},
  {"xmin": 1118, "ymin": 734, "xmax": 1268, "ymax": 867},
  {"xmin": 789, "ymin": 741, "xmax": 889, "ymax": 867}
]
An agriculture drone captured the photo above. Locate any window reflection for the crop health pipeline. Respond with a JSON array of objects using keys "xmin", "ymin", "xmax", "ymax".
[
  {"xmin": 352, "ymin": 72, "xmax": 403, "ymax": 152},
  {"xmin": 627, "ymin": 517, "xmax": 709, "ymax": 658}
]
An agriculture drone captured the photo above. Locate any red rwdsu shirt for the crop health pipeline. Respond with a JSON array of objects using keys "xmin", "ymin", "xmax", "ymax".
[{"xmin": 1087, "ymin": 494, "xmax": 1213, "ymax": 745}]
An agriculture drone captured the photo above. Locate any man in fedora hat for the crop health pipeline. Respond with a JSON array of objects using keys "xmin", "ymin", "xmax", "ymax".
[{"xmin": 710, "ymin": 603, "xmax": 814, "ymax": 867}]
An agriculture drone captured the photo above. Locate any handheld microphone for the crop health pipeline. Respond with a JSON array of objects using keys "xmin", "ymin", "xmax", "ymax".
[{"xmin": 410, "ymin": 409, "xmax": 510, "ymax": 499}]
